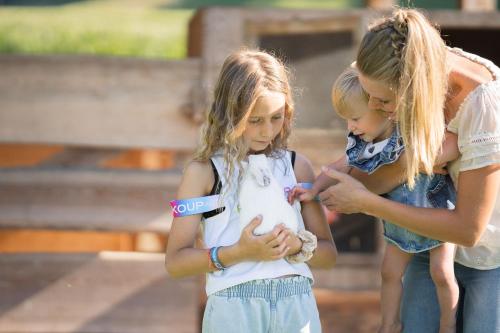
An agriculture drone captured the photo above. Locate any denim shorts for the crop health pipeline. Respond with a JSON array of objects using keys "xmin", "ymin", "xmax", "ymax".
[
  {"xmin": 402, "ymin": 252, "xmax": 500, "ymax": 333},
  {"xmin": 382, "ymin": 173, "xmax": 456, "ymax": 253},
  {"xmin": 202, "ymin": 276, "xmax": 321, "ymax": 333}
]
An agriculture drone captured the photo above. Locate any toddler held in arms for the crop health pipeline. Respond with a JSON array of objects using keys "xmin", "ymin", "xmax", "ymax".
[{"xmin": 290, "ymin": 67, "xmax": 459, "ymax": 333}]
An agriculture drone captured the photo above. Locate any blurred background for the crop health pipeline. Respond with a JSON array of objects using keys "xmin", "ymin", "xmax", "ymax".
[{"xmin": 0, "ymin": 1, "xmax": 499, "ymax": 332}]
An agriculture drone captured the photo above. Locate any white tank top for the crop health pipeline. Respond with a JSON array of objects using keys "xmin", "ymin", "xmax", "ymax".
[{"xmin": 202, "ymin": 150, "xmax": 313, "ymax": 296}]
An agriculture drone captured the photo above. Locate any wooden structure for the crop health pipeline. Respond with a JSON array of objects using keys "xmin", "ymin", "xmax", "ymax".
[
  {"xmin": 1, "ymin": 4, "xmax": 499, "ymax": 333},
  {"xmin": 460, "ymin": 0, "xmax": 497, "ymax": 11}
]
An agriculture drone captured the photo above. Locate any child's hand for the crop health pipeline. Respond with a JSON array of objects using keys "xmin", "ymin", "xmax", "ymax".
[
  {"xmin": 435, "ymin": 131, "xmax": 459, "ymax": 166},
  {"xmin": 236, "ymin": 216, "xmax": 291, "ymax": 262},
  {"xmin": 433, "ymin": 162, "xmax": 449, "ymax": 175},
  {"xmin": 287, "ymin": 186, "xmax": 316, "ymax": 204},
  {"xmin": 284, "ymin": 230, "xmax": 303, "ymax": 255}
]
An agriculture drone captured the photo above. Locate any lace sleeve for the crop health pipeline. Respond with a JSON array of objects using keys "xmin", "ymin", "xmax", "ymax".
[{"xmin": 452, "ymin": 83, "xmax": 500, "ymax": 171}]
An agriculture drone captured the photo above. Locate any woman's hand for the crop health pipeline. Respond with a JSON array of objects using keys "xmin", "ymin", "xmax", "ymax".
[
  {"xmin": 235, "ymin": 216, "xmax": 292, "ymax": 261},
  {"xmin": 318, "ymin": 167, "xmax": 371, "ymax": 214}
]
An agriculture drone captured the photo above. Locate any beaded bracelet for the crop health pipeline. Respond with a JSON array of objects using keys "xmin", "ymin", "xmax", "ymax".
[
  {"xmin": 207, "ymin": 249, "xmax": 215, "ymax": 270},
  {"xmin": 209, "ymin": 246, "xmax": 226, "ymax": 270}
]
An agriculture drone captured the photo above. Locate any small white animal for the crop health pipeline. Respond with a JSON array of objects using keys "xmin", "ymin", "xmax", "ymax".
[{"xmin": 239, "ymin": 154, "xmax": 299, "ymax": 235}]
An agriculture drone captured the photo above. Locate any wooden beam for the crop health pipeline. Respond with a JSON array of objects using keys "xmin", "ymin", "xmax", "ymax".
[
  {"xmin": 428, "ymin": 10, "xmax": 500, "ymax": 28},
  {"xmin": 0, "ymin": 55, "xmax": 201, "ymax": 150},
  {"xmin": 0, "ymin": 252, "xmax": 198, "ymax": 333},
  {"xmin": 246, "ymin": 15, "xmax": 359, "ymax": 36},
  {"xmin": 38, "ymin": 147, "xmax": 123, "ymax": 167},
  {"xmin": 290, "ymin": 129, "xmax": 347, "ymax": 173},
  {"xmin": 365, "ymin": 0, "xmax": 396, "ymax": 10},
  {"xmin": 460, "ymin": 0, "xmax": 497, "ymax": 11},
  {"xmin": 0, "ymin": 169, "xmax": 181, "ymax": 232}
]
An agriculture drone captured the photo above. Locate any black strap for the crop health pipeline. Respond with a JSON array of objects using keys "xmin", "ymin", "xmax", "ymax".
[
  {"xmin": 202, "ymin": 159, "xmax": 225, "ymax": 219},
  {"xmin": 208, "ymin": 159, "xmax": 222, "ymax": 195},
  {"xmin": 291, "ymin": 150, "xmax": 296, "ymax": 169}
]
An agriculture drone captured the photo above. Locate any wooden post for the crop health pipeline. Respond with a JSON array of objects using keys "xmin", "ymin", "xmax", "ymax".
[
  {"xmin": 366, "ymin": 0, "xmax": 396, "ymax": 10},
  {"xmin": 460, "ymin": 0, "xmax": 497, "ymax": 11}
]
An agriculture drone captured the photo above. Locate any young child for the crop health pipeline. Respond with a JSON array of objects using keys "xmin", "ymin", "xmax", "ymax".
[
  {"xmin": 165, "ymin": 49, "xmax": 337, "ymax": 333},
  {"xmin": 292, "ymin": 67, "xmax": 459, "ymax": 333}
]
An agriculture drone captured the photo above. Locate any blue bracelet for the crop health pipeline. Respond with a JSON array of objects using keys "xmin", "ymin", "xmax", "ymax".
[{"xmin": 209, "ymin": 246, "xmax": 226, "ymax": 270}]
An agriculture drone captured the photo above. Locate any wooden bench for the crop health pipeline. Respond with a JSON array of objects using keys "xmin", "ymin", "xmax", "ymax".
[{"xmin": 0, "ymin": 54, "xmax": 203, "ymax": 333}]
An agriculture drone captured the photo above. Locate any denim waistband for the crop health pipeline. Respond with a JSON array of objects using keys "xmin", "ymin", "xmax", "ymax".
[{"xmin": 214, "ymin": 276, "xmax": 312, "ymax": 299}]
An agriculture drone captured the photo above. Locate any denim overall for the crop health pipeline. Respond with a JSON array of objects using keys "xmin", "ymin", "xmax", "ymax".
[{"xmin": 346, "ymin": 129, "xmax": 456, "ymax": 253}]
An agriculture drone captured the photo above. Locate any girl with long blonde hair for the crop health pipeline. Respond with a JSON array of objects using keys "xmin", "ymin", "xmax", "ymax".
[
  {"xmin": 166, "ymin": 49, "xmax": 337, "ymax": 333},
  {"xmin": 319, "ymin": 8, "xmax": 500, "ymax": 333}
]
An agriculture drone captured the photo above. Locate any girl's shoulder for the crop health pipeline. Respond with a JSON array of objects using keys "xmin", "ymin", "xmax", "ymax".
[
  {"xmin": 179, "ymin": 160, "xmax": 215, "ymax": 198},
  {"xmin": 290, "ymin": 151, "xmax": 315, "ymax": 183}
]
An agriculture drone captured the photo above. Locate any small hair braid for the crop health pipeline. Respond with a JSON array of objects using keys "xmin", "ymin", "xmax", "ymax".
[
  {"xmin": 369, "ymin": 14, "xmax": 408, "ymax": 62},
  {"xmin": 391, "ymin": 11, "xmax": 409, "ymax": 59}
]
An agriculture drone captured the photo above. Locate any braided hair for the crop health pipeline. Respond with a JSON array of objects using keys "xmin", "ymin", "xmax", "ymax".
[{"xmin": 357, "ymin": 9, "xmax": 448, "ymax": 188}]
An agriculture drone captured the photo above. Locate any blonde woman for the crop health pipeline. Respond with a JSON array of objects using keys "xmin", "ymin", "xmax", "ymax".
[
  {"xmin": 318, "ymin": 8, "xmax": 500, "ymax": 333},
  {"xmin": 165, "ymin": 50, "xmax": 337, "ymax": 333}
]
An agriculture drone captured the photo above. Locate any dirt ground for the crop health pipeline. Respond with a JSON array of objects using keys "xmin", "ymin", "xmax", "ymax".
[{"xmin": 315, "ymin": 288, "xmax": 381, "ymax": 333}]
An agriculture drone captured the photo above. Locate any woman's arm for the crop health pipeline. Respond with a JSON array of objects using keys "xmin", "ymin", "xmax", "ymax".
[
  {"xmin": 294, "ymin": 153, "xmax": 404, "ymax": 202},
  {"xmin": 319, "ymin": 165, "xmax": 500, "ymax": 246},
  {"xmin": 346, "ymin": 132, "xmax": 459, "ymax": 195},
  {"xmin": 349, "ymin": 153, "xmax": 406, "ymax": 195},
  {"xmin": 294, "ymin": 153, "xmax": 338, "ymax": 268},
  {"xmin": 165, "ymin": 161, "xmax": 291, "ymax": 278}
]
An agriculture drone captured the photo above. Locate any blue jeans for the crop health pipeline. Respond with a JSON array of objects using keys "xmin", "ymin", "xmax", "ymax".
[
  {"xmin": 401, "ymin": 252, "xmax": 500, "ymax": 333},
  {"xmin": 202, "ymin": 276, "xmax": 321, "ymax": 333}
]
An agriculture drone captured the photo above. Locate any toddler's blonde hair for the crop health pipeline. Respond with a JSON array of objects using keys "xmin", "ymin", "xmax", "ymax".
[{"xmin": 331, "ymin": 66, "xmax": 368, "ymax": 117}]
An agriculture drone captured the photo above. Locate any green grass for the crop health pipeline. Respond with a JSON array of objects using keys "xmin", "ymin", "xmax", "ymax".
[
  {"xmin": 0, "ymin": 1, "xmax": 192, "ymax": 59},
  {"xmin": 166, "ymin": 0, "xmax": 363, "ymax": 9},
  {"xmin": 0, "ymin": 0, "xmax": 466, "ymax": 59}
]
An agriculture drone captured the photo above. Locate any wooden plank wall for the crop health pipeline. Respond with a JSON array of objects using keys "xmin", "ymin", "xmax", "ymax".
[{"xmin": 0, "ymin": 55, "xmax": 201, "ymax": 150}]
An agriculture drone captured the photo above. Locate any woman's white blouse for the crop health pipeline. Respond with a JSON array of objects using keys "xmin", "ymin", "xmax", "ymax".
[{"xmin": 447, "ymin": 47, "xmax": 500, "ymax": 270}]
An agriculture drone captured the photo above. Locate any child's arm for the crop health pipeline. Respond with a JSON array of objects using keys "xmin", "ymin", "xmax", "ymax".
[
  {"xmin": 353, "ymin": 133, "xmax": 458, "ymax": 192},
  {"xmin": 289, "ymin": 155, "xmax": 350, "ymax": 203},
  {"xmin": 311, "ymin": 133, "xmax": 457, "ymax": 198},
  {"xmin": 349, "ymin": 153, "xmax": 407, "ymax": 195},
  {"xmin": 309, "ymin": 155, "xmax": 351, "ymax": 197},
  {"xmin": 165, "ymin": 161, "xmax": 292, "ymax": 278},
  {"xmin": 435, "ymin": 131, "xmax": 459, "ymax": 165},
  {"xmin": 290, "ymin": 153, "xmax": 337, "ymax": 268}
]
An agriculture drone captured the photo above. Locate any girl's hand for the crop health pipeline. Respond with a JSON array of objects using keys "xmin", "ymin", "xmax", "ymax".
[
  {"xmin": 283, "ymin": 230, "xmax": 303, "ymax": 255},
  {"xmin": 318, "ymin": 167, "xmax": 370, "ymax": 214},
  {"xmin": 287, "ymin": 186, "xmax": 315, "ymax": 204},
  {"xmin": 236, "ymin": 216, "xmax": 291, "ymax": 261}
]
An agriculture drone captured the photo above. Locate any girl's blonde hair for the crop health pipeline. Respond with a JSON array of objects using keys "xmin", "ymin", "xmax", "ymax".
[
  {"xmin": 331, "ymin": 66, "xmax": 368, "ymax": 117},
  {"xmin": 194, "ymin": 49, "xmax": 294, "ymax": 185},
  {"xmin": 356, "ymin": 8, "xmax": 447, "ymax": 188}
]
